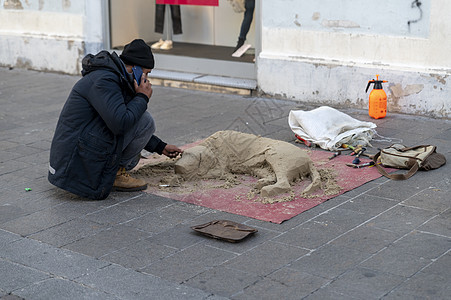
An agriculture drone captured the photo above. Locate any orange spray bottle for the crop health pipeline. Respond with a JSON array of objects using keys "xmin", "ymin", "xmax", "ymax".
[{"xmin": 366, "ymin": 75, "xmax": 388, "ymax": 119}]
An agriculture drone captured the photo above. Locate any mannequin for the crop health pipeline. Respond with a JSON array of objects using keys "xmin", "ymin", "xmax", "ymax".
[
  {"xmin": 233, "ymin": 0, "xmax": 254, "ymax": 54},
  {"xmin": 151, "ymin": 3, "xmax": 182, "ymax": 50}
]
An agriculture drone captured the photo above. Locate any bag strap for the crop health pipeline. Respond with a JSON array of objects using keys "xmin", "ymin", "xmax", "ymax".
[
  {"xmin": 398, "ymin": 145, "xmax": 433, "ymax": 152},
  {"xmin": 373, "ymin": 151, "xmax": 419, "ymax": 180}
]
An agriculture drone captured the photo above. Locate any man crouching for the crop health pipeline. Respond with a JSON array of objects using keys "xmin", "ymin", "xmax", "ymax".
[{"xmin": 48, "ymin": 39, "xmax": 182, "ymax": 200}]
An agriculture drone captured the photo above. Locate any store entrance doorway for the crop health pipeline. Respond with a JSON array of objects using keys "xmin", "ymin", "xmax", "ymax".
[{"xmin": 109, "ymin": 0, "xmax": 257, "ymax": 80}]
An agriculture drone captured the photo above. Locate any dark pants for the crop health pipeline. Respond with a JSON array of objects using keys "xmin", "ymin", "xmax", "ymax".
[
  {"xmin": 155, "ymin": 4, "xmax": 182, "ymax": 35},
  {"xmin": 120, "ymin": 111, "xmax": 155, "ymax": 171},
  {"xmin": 239, "ymin": 0, "xmax": 255, "ymax": 40}
]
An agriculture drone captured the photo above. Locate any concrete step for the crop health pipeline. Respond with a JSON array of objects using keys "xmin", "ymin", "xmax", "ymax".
[{"xmin": 149, "ymin": 69, "xmax": 257, "ymax": 96}]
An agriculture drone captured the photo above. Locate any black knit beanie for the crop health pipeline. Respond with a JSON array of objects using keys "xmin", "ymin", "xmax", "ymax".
[{"xmin": 120, "ymin": 39, "xmax": 155, "ymax": 69}]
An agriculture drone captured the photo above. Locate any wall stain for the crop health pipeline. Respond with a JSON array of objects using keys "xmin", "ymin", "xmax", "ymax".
[
  {"xmin": 16, "ymin": 57, "xmax": 33, "ymax": 69},
  {"xmin": 3, "ymin": 0, "xmax": 23, "ymax": 9},
  {"xmin": 294, "ymin": 14, "xmax": 301, "ymax": 27},
  {"xmin": 404, "ymin": 84, "xmax": 424, "ymax": 95},
  {"xmin": 356, "ymin": 98, "xmax": 365, "ymax": 106},
  {"xmin": 312, "ymin": 12, "xmax": 320, "ymax": 21},
  {"xmin": 62, "ymin": 0, "xmax": 71, "ymax": 11},
  {"xmin": 430, "ymin": 74, "xmax": 447, "ymax": 85},
  {"xmin": 321, "ymin": 19, "xmax": 360, "ymax": 28},
  {"xmin": 389, "ymin": 83, "xmax": 424, "ymax": 109},
  {"xmin": 390, "ymin": 83, "xmax": 424, "ymax": 98}
]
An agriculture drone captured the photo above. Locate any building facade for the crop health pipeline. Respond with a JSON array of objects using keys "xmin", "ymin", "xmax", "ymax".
[{"xmin": 0, "ymin": 0, "xmax": 449, "ymax": 118}]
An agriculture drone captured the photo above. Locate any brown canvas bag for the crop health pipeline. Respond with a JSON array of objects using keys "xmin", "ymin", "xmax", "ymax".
[{"xmin": 373, "ymin": 144, "xmax": 446, "ymax": 180}]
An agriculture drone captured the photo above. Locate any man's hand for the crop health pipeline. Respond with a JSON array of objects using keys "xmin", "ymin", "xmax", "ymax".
[
  {"xmin": 162, "ymin": 144, "xmax": 183, "ymax": 158},
  {"xmin": 134, "ymin": 75, "xmax": 153, "ymax": 99}
]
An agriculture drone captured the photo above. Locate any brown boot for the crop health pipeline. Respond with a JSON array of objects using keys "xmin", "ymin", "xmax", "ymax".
[{"xmin": 113, "ymin": 167, "xmax": 147, "ymax": 192}]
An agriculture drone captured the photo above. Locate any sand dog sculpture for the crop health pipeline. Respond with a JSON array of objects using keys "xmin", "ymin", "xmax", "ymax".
[{"xmin": 174, "ymin": 130, "xmax": 322, "ymax": 197}]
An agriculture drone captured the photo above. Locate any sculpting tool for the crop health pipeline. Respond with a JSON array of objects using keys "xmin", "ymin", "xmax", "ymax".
[
  {"xmin": 346, "ymin": 161, "xmax": 375, "ymax": 168},
  {"xmin": 329, "ymin": 151, "xmax": 341, "ymax": 160},
  {"xmin": 295, "ymin": 134, "xmax": 312, "ymax": 147},
  {"xmin": 352, "ymin": 147, "xmax": 367, "ymax": 164}
]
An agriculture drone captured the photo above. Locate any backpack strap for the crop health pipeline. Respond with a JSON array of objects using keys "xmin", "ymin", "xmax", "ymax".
[{"xmin": 373, "ymin": 151, "xmax": 419, "ymax": 180}]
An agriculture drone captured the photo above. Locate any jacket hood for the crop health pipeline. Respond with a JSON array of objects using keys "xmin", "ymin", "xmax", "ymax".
[
  {"xmin": 81, "ymin": 51, "xmax": 134, "ymax": 92},
  {"xmin": 81, "ymin": 51, "xmax": 125, "ymax": 77}
]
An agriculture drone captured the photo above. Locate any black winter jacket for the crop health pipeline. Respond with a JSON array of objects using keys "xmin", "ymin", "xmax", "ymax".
[{"xmin": 48, "ymin": 51, "xmax": 165, "ymax": 200}]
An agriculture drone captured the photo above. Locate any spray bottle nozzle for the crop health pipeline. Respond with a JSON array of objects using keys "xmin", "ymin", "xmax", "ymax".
[{"xmin": 365, "ymin": 75, "xmax": 388, "ymax": 92}]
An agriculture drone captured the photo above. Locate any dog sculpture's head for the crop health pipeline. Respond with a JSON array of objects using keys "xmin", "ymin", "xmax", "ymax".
[{"xmin": 174, "ymin": 145, "xmax": 219, "ymax": 179}]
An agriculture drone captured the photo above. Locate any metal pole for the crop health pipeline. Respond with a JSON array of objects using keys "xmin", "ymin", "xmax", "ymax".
[{"xmin": 165, "ymin": 4, "xmax": 173, "ymax": 41}]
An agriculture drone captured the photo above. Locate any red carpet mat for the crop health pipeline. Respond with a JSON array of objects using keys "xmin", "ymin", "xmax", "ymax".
[{"xmin": 137, "ymin": 142, "xmax": 385, "ymax": 224}]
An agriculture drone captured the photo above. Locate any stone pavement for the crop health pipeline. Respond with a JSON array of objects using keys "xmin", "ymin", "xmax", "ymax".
[{"xmin": 0, "ymin": 67, "xmax": 450, "ymax": 299}]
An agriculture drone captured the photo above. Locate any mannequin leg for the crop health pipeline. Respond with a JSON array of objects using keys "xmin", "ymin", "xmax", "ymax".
[
  {"xmin": 234, "ymin": 0, "xmax": 255, "ymax": 53},
  {"xmin": 154, "ymin": 4, "xmax": 165, "ymax": 34},
  {"xmin": 239, "ymin": 0, "xmax": 255, "ymax": 41},
  {"xmin": 170, "ymin": 5, "xmax": 182, "ymax": 34}
]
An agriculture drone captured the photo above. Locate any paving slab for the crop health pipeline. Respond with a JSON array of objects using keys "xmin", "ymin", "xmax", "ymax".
[
  {"xmin": 388, "ymin": 230, "xmax": 450, "ymax": 260},
  {"xmin": 322, "ymin": 267, "xmax": 406, "ymax": 299},
  {"xmin": 232, "ymin": 268, "xmax": 329, "ymax": 300},
  {"xmin": 338, "ymin": 194, "xmax": 398, "ymax": 217},
  {"xmin": 14, "ymin": 278, "xmax": 120, "ymax": 300},
  {"xmin": 0, "ymin": 260, "xmax": 50, "ymax": 293},
  {"xmin": 1, "ymin": 200, "xmax": 104, "ymax": 236},
  {"xmin": 0, "ymin": 238, "xmax": 110, "ymax": 280},
  {"xmin": 402, "ymin": 187, "xmax": 450, "ymax": 212},
  {"xmin": 184, "ymin": 266, "xmax": 261, "ymax": 298},
  {"xmin": 289, "ymin": 244, "xmax": 372, "ymax": 280},
  {"xmin": 383, "ymin": 271, "xmax": 451, "ymax": 300},
  {"xmin": 223, "ymin": 241, "xmax": 310, "ymax": 277},
  {"xmin": 0, "ymin": 294, "xmax": 25, "ymax": 300},
  {"xmin": 273, "ymin": 219, "xmax": 355, "ymax": 250},
  {"xmin": 360, "ymin": 246, "xmax": 431, "ymax": 277},
  {"xmin": 417, "ymin": 208, "xmax": 451, "ymax": 237},
  {"xmin": 28, "ymin": 218, "xmax": 110, "ymax": 247},
  {"xmin": 142, "ymin": 243, "xmax": 237, "ymax": 283},
  {"xmin": 75, "ymin": 264, "xmax": 222, "ymax": 300},
  {"xmin": 330, "ymin": 225, "xmax": 400, "ymax": 254},
  {"xmin": 63, "ymin": 224, "xmax": 151, "ymax": 258},
  {"xmin": 365, "ymin": 204, "xmax": 437, "ymax": 235},
  {"xmin": 100, "ymin": 238, "xmax": 178, "ymax": 270},
  {"xmin": 122, "ymin": 200, "xmax": 210, "ymax": 234}
]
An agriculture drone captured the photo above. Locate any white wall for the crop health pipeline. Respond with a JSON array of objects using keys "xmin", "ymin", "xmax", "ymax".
[
  {"xmin": 0, "ymin": 0, "xmax": 106, "ymax": 74},
  {"xmin": 257, "ymin": 0, "xmax": 451, "ymax": 118},
  {"xmin": 110, "ymin": 0, "xmax": 157, "ymax": 48}
]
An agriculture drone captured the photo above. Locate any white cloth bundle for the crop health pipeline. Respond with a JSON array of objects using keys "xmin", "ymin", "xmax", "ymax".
[{"xmin": 288, "ymin": 106, "xmax": 377, "ymax": 151}]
